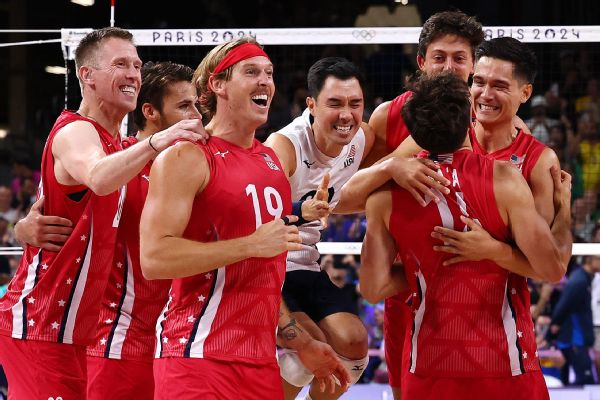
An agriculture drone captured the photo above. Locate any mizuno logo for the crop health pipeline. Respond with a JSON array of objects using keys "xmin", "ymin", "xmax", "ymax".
[
  {"xmin": 141, "ymin": 174, "xmax": 150, "ymax": 182},
  {"xmin": 352, "ymin": 364, "xmax": 365, "ymax": 371},
  {"xmin": 214, "ymin": 150, "xmax": 230, "ymax": 158},
  {"xmin": 303, "ymin": 160, "xmax": 316, "ymax": 168}
]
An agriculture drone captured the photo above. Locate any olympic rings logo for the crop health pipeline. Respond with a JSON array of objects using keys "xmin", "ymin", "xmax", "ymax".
[{"xmin": 352, "ymin": 30, "xmax": 376, "ymax": 41}]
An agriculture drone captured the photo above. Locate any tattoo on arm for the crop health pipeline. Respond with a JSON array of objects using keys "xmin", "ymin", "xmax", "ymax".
[{"xmin": 279, "ymin": 317, "xmax": 303, "ymax": 342}]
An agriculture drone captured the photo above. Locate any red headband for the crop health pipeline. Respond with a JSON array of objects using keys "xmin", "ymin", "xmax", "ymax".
[{"xmin": 212, "ymin": 43, "xmax": 270, "ymax": 75}]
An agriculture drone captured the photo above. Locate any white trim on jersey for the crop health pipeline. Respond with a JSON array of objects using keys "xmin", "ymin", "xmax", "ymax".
[
  {"xmin": 62, "ymin": 215, "xmax": 95, "ymax": 344},
  {"xmin": 189, "ymin": 266, "xmax": 226, "ymax": 357},
  {"xmin": 154, "ymin": 291, "xmax": 172, "ymax": 358},
  {"xmin": 502, "ymin": 279, "xmax": 523, "ymax": 376},
  {"xmin": 11, "ymin": 248, "xmax": 42, "ymax": 338},
  {"xmin": 106, "ymin": 245, "xmax": 136, "ymax": 359},
  {"xmin": 409, "ymin": 271, "xmax": 427, "ymax": 373}
]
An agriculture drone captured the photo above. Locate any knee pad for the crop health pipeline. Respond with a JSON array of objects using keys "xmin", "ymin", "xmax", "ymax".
[
  {"xmin": 278, "ymin": 350, "xmax": 314, "ymax": 387},
  {"xmin": 338, "ymin": 354, "xmax": 369, "ymax": 385}
]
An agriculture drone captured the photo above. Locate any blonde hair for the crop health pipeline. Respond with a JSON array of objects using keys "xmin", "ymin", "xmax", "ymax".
[{"xmin": 193, "ymin": 37, "xmax": 263, "ymax": 119}]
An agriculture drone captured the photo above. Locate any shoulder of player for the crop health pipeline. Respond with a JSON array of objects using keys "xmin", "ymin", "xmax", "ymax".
[
  {"xmin": 368, "ymin": 100, "xmax": 392, "ymax": 139},
  {"xmin": 53, "ymin": 119, "xmax": 100, "ymax": 144},
  {"xmin": 264, "ymin": 132, "xmax": 296, "ymax": 177},
  {"xmin": 493, "ymin": 160, "xmax": 530, "ymax": 204},
  {"xmin": 156, "ymin": 140, "xmax": 207, "ymax": 170}
]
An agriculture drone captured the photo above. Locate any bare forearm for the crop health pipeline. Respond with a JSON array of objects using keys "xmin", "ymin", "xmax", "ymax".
[
  {"xmin": 278, "ymin": 301, "xmax": 312, "ymax": 350},
  {"xmin": 336, "ymin": 161, "xmax": 391, "ymax": 214},
  {"xmin": 88, "ymin": 138, "xmax": 156, "ymax": 195},
  {"xmin": 141, "ymin": 234, "xmax": 253, "ymax": 279},
  {"xmin": 359, "ymin": 262, "xmax": 406, "ymax": 304},
  {"xmin": 550, "ymin": 205, "xmax": 573, "ymax": 267},
  {"xmin": 492, "ymin": 241, "xmax": 546, "ymax": 281}
]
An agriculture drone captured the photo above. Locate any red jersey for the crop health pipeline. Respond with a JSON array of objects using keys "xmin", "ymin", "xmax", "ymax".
[
  {"xmin": 389, "ymin": 150, "xmax": 539, "ymax": 378},
  {"xmin": 87, "ymin": 137, "xmax": 171, "ymax": 361},
  {"xmin": 155, "ymin": 137, "xmax": 291, "ymax": 364},
  {"xmin": 0, "ymin": 111, "xmax": 124, "ymax": 346},
  {"xmin": 386, "ymin": 91, "xmax": 413, "ymax": 152},
  {"xmin": 469, "ymin": 128, "xmax": 547, "ymax": 184}
]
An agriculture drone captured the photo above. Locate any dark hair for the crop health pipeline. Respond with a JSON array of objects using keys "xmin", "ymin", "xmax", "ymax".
[
  {"xmin": 74, "ymin": 27, "xmax": 134, "ymax": 76},
  {"xmin": 307, "ymin": 57, "xmax": 365, "ymax": 99},
  {"xmin": 401, "ymin": 72, "xmax": 471, "ymax": 154},
  {"xmin": 475, "ymin": 37, "xmax": 537, "ymax": 83},
  {"xmin": 132, "ymin": 61, "xmax": 194, "ymax": 130},
  {"xmin": 418, "ymin": 11, "xmax": 484, "ymax": 59}
]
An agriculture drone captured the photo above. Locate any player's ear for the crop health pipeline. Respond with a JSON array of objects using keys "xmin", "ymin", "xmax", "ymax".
[
  {"xmin": 307, "ymin": 96, "xmax": 316, "ymax": 116},
  {"xmin": 520, "ymin": 83, "xmax": 533, "ymax": 104},
  {"xmin": 417, "ymin": 54, "xmax": 426, "ymax": 71},
  {"xmin": 142, "ymin": 103, "xmax": 159, "ymax": 122}
]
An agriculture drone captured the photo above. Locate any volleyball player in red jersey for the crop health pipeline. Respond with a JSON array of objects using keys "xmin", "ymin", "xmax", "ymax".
[
  {"xmin": 361, "ymin": 72, "xmax": 572, "ymax": 400},
  {"xmin": 432, "ymin": 37, "xmax": 572, "ymax": 269},
  {"xmin": 337, "ymin": 12, "xmax": 484, "ymax": 398},
  {"xmin": 84, "ymin": 62, "xmax": 202, "ymax": 400},
  {"xmin": 0, "ymin": 28, "xmax": 205, "ymax": 399},
  {"xmin": 140, "ymin": 38, "xmax": 350, "ymax": 399}
]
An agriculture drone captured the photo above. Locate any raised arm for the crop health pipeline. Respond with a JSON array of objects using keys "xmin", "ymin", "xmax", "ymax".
[
  {"xmin": 140, "ymin": 141, "xmax": 301, "ymax": 280},
  {"xmin": 359, "ymin": 189, "xmax": 407, "ymax": 304},
  {"xmin": 52, "ymin": 118, "xmax": 206, "ymax": 195}
]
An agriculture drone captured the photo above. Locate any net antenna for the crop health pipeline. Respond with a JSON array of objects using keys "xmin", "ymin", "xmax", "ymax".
[{"xmin": 110, "ymin": 0, "xmax": 116, "ymax": 27}]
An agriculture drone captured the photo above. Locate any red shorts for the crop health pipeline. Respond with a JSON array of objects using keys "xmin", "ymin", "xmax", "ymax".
[
  {"xmin": 153, "ymin": 357, "xmax": 283, "ymax": 400},
  {"xmin": 403, "ymin": 370, "xmax": 549, "ymax": 400},
  {"xmin": 87, "ymin": 356, "xmax": 154, "ymax": 400},
  {"xmin": 384, "ymin": 292, "xmax": 411, "ymax": 388},
  {"xmin": 0, "ymin": 335, "xmax": 87, "ymax": 400}
]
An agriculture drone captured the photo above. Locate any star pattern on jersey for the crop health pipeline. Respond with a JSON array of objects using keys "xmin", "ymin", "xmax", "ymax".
[
  {"xmin": 535, "ymin": 350, "xmax": 538, "ymax": 358},
  {"xmin": 517, "ymin": 330, "xmax": 523, "ymax": 338},
  {"xmin": 66, "ymin": 278, "xmax": 72, "ymax": 285},
  {"xmin": 41, "ymin": 263, "xmax": 48, "ymax": 270},
  {"xmin": 27, "ymin": 296, "xmax": 35, "ymax": 304},
  {"xmin": 511, "ymin": 288, "xmax": 516, "ymax": 295},
  {"xmin": 76, "ymin": 257, "xmax": 81, "ymax": 264},
  {"xmin": 109, "ymin": 302, "xmax": 117, "ymax": 308},
  {"xmin": 58, "ymin": 299, "xmax": 66, "ymax": 307},
  {"xmin": 523, "ymin": 352, "xmax": 528, "ymax": 359},
  {"xmin": 82, "ymin": 214, "xmax": 88, "ymax": 220},
  {"xmin": 28, "ymin": 319, "xmax": 35, "ymax": 326},
  {"xmin": 162, "ymin": 337, "xmax": 168, "ymax": 344},
  {"xmin": 187, "ymin": 315, "xmax": 195, "ymax": 323},
  {"xmin": 105, "ymin": 318, "xmax": 113, "ymax": 324},
  {"xmin": 116, "ymin": 283, "xmax": 122, "ymax": 289},
  {"xmin": 198, "ymin": 295, "xmax": 205, "ymax": 302},
  {"xmin": 205, "ymin": 273, "xmax": 212, "ymax": 280},
  {"xmin": 116, "ymin": 262, "xmax": 123, "ymax": 269},
  {"xmin": 179, "ymin": 337, "xmax": 187, "ymax": 344},
  {"xmin": 80, "ymin": 235, "xmax": 87, "ymax": 241},
  {"xmin": 51, "ymin": 321, "xmax": 60, "ymax": 330},
  {"xmin": 100, "ymin": 338, "xmax": 107, "ymax": 346}
]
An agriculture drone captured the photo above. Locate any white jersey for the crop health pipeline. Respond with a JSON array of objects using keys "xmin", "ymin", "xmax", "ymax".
[{"xmin": 278, "ymin": 108, "xmax": 366, "ymax": 272}]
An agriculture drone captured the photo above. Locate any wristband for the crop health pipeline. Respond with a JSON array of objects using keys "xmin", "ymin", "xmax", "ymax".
[{"xmin": 148, "ymin": 134, "xmax": 159, "ymax": 152}]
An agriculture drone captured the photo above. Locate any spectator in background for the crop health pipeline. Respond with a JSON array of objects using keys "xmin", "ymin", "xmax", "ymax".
[
  {"xmin": 550, "ymin": 256, "xmax": 600, "ymax": 385},
  {"xmin": 361, "ymin": 304, "xmax": 384, "ymax": 384},
  {"xmin": 575, "ymin": 78, "xmax": 600, "ymax": 122},
  {"xmin": 525, "ymin": 95, "xmax": 559, "ymax": 144},
  {"xmin": 0, "ymin": 186, "xmax": 18, "ymax": 225},
  {"xmin": 9, "ymin": 153, "xmax": 40, "ymax": 199}
]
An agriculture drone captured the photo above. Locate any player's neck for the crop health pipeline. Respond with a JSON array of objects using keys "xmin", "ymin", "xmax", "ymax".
[
  {"xmin": 474, "ymin": 120, "xmax": 518, "ymax": 153},
  {"xmin": 313, "ymin": 128, "xmax": 343, "ymax": 158},
  {"xmin": 205, "ymin": 115, "xmax": 255, "ymax": 149},
  {"xmin": 77, "ymin": 99, "xmax": 125, "ymax": 139}
]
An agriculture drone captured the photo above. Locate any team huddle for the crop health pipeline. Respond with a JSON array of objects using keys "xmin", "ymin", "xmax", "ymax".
[{"xmin": 0, "ymin": 10, "xmax": 572, "ymax": 400}]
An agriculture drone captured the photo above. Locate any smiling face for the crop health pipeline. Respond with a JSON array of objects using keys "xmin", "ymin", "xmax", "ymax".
[
  {"xmin": 417, "ymin": 34, "xmax": 474, "ymax": 83},
  {"xmin": 471, "ymin": 56, "xmax": 532, "ymax": 129},
  {"xmin": 86, "ymin": 37, "xmax": 142, "ymax": 113},
  {"xmin": 307, "ymin": 76, "xmax": 364, "ymax": 157},
  {"xmin": 216, "ymin": 56, "xmax": 274, "ymax": 129}
]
